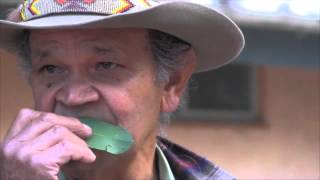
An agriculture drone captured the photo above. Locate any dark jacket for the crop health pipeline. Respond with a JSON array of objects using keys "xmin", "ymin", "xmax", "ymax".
[{"xmin": 157, "ymin": 137, "xmax": 236, "ymax": 180}]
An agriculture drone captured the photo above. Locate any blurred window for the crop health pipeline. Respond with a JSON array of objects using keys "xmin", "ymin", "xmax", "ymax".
[{"xmin": 176, "ymin": 64, "xmax": 258, "ymax": 122}]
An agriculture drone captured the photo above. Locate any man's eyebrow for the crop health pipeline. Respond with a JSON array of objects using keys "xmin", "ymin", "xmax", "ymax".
[
  {"xmin": 31, "ymin": 41, "xmax": 61, "ymax": 60},
  {"xmin": 92, "ymin": 46, "xmax": 113, "ymax": 53},
  {"xmin": 36, "ymin": 39, "xmax": 61, "ymax": 46},
  {"xmin": 81, "ymin": 38, "xmax": 107, "ymax": 45},
  {"xmin": 80, "ymin": 39, "xmax": 115, "ymax": 54},
  {"xmin": 32, "ymin": 40, "xmax": 61, "ymax": 51},
  {"xmin": 32, "ymin": 47, "xmax": 51, "ymax": 57}
]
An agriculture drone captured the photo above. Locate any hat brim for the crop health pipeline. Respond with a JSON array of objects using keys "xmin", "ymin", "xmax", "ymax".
[{"xmin": 0, "ymin": 2, "xmax": 244, "ymax": 73}]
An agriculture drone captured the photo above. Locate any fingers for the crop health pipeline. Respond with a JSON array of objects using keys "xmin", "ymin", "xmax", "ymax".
[
  {"xmin": 5, "ymin": 140, "xmax": 95, "ymax": 180},
  {"xmin": 32, "ymin": 140, "xmax": 96, "ymax": 166},
  {"xmin": 30, "ymin": 125, "xmax": 89, "ymax": 151},
  {"xmin": 2, "ymin": 124, "xmax": 93, "ymax": 161},
  {"xmin": 5, "ymin": 108, "xmax": 41, "ymax": 140},
  {"xmin": 0, "ymin": 109, "xmax": 96, "ymax": 180},
  {"xmin": 6, "ymin": 108, "xmax": 92, "ymax": 142},
  {"xmin": 2, "ymin": 109, "xmax": 93, "ymax": 160}
]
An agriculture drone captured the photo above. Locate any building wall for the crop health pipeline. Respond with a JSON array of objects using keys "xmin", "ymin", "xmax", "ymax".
[
  {"xmin": 0, "ymin": 50, "xmax": 34, "ymax": 140},
  {"xmin": 1, "ymin": 50, "xmax": 319, "ymax": 179},
  {"xmin": 167, "ymin": 66, "xmax": 320, "ymax": 179}
]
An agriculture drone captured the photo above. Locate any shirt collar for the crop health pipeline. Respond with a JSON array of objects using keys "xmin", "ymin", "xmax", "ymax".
[{"xmin": 156, "ymin": 144, "xmax": 175, "ymax": 180}]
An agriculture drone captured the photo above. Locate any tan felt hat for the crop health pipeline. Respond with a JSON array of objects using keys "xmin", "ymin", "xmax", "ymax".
[{"xmin": 0, "ymin": 0, "xmax": 245, "ymax": 73}]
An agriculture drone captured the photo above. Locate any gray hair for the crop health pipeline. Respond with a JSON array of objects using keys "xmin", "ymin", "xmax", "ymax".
[
  {"xmin": 149, "ymin": 30, "xmax": 191, "ymax": 129},
  {"xmin": 149, "ymin": 30, "xmax": 191, "ymax": 83}
]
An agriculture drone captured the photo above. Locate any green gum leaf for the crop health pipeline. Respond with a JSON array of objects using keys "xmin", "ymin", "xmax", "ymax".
[{"xmin": 79, "ymin": 117, "xmax": 134, "ymax": 155}]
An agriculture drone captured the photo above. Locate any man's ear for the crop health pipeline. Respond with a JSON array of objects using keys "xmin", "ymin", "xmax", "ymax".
[{"xmin": 161, "ymin": 49, "xmax": 197, "ymax": 113}]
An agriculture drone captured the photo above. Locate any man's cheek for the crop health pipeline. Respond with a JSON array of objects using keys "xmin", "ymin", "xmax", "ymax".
[
  {"xmin": 107, "ymin": 91, "xmax": 136, "ymax": 119},
  {"xmin": 33, "ymin": 87, "xmax": 60, "ymax": 112}
]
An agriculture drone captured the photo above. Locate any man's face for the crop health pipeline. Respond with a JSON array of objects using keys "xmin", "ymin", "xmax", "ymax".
[{"xmin": 29, "ymin": 28, "xmax": 163, "ymax": 150}]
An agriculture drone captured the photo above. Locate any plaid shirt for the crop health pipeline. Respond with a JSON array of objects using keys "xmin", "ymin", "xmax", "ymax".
[{"xmin": 157, "ymin": 137, "xmax": 236, "ymax": 180}]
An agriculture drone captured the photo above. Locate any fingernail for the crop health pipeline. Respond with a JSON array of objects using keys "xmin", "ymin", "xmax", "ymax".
[
  {"xmin": 83, "ymin": 124, "xmax": 92, "ymax": 134},
  {"xmin": 90, "ymin": 150, "xmax": 96, "ymax": 161}
]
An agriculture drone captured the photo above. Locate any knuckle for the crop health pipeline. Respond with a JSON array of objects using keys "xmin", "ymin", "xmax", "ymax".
[
  {"xmin": 60, "ymin": 140, "xmax": 71, "ymax": 151},
  {"xmin": 17, "ymin": 108, "xmax": 34, "ymax": 121},
  {"xmin": 16, "ymin": 146, "xmax": 31, "ymax": 163},
  {"xmin": 52, "ymin": 125, "xmax": 68, "ymax": 136},
  {"xmin": 19, "ymin": 108, "xmax": 33, "ymax": 116},
  {"xmin": 39, "ymin": 113, "xmax": 55, "ymax": 125},
  {"xmin": 2, "ymin": 146, "xmax": 12, "ymax": 158},
  {"xmin": 29, "ymin": 155, "xmax": 42, "ymax": 168},
  {"xmin": 2, "ymin": 141, "xmax": 17, "ymax": 158}
]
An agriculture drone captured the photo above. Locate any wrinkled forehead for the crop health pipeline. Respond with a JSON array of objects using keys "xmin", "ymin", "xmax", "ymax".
[{"xmin": 28, "ymin": 28, "xmax": 151, "ymax": 47}]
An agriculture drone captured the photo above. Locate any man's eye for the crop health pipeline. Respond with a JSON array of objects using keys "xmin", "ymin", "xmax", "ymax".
[
  {"xmin": 39, "ymin": 65, "xmax": 64, "ymax": 74},
  {"xmin": 96, "ymin": 62, "xmax": 118, "ymax": 71}
]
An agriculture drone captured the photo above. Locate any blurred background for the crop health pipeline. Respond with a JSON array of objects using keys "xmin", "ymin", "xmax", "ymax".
[{"xmin": 0, "ymin": 0, "xmax": 319, "ymax": 179}]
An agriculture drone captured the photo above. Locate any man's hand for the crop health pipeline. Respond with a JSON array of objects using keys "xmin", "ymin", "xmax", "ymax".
[{"xmin": 0, "ymin": 108, "xmax": 96, "ymax": 180}]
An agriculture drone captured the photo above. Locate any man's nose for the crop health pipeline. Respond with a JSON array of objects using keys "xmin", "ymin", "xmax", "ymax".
[{"xmin": 56, "ymin": 77, "xmax": 99, "ymax": 106}]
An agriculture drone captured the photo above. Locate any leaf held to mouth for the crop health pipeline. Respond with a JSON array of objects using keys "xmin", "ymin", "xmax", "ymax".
[{"xmin": 79, "ymin": 117, "xmax": 134, "ymax": 155}]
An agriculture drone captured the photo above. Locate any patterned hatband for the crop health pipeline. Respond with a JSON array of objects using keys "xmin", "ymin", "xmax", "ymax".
[{"xmin": 20, "ymin": 0, "xmax": 157, "ymax": 21}]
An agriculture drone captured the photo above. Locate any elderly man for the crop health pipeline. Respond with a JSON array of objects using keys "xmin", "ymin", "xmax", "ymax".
[{"xmin": 0, "ymin": 0, "xmax": 244, "ymax": 179}]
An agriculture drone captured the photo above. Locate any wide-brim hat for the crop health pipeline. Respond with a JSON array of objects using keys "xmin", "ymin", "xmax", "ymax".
[{"xmin": 0, "ymin": 0, "xmax": 244, "ymax": 73}]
